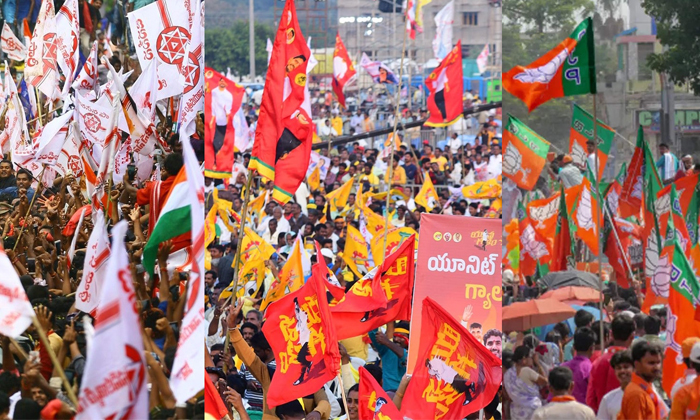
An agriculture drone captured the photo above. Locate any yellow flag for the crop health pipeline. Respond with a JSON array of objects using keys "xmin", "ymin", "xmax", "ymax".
[
  {"xmin": 414, "ymin": 171, "xmax": 439, "ymax": 211},
  {"xmin": 307, "ymin": 166, "xmax": 321, "ymax": 191},
  {"xmin": 248, "ymin": 191, "xmax": 267, "ymax": 218},
  {"xmin": 462, "ymin": 178, "xmax": 502, "ymax": 199},
  {"xmin": 205, "ymin": 204, "xmax": 218, "ymax": 247},
  {"xmin": 370, "ymin": 227, "xmax": 419, "ymax": 266},
  {"xmin": 326, "ymin": 177, "xmax": 354, "ymax": 212},
  {"xmin": 282, "ymin": 239, "xmax": 306, "ymax": 293},
  {"xmin": 369, "ymin": 188, "xmax": 410, "ymax": 203},
  {"xmin": 235, "ymin": 259, "xmax": 267, "ymax": 298},
  {"xmin": 487, "ymin": 198, "xmax": 502, "ymax": 218},
  {"xmin": 240, "ymin": 227, "xmax": 277, "ymax": 263},
  {"xmin": 384, "ymin": 132, "xmax": 401, "ymax": 150},
  {"xmin": 362, "ymin": 208, "xmax": 386, "ymax": 237},
  {"xmin": 343, "ymin": 225, "xmax": 372, "ymax": 277}
]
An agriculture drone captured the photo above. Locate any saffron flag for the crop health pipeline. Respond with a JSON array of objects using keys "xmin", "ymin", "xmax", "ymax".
[
  {"xmin": 502, "ymin": 115, "xmax": 550, "ymax": 190},
  {"xmin": 519, "ymin": 201, "xmax": 549, "ymax": 277},
  {"xmin": 527, "ymin": 192, "xmax": 560, "ymax": 264},
  {"xmin": 619, "ymin": 128, "xmax": 645, "ymax": 220},
  {"xmin": 204, "ymin": 68, "xmax": 245, "ymax": 179},
  {"xmin": 0, "ymin": 244, "xmax": 35, "ymax": 337},
  {"xmin": 240, "ymin": 227, "xmax": 277, "ymax": 264},
  {"xmin": 332, "ymin": 32, "xmax": 356, "ymax": 108},
  {"xmin": 551, "ymin": 186, "xmax": 575, "ymax": 273},
  {"xmin": 342, "ymin": 225, "xmax": 373, "ymax": 278},
  {"xmin": 358, "ymin": 366, "xmax": 404, "ymax": 420},
  {"xmin": 658, "ymin": 174, "xmax": 699, "ymax": 245},
  {"xmin": 75, "ymin": 210, "xmax": 110, "ymax": 315},
  {"xmin": 570, "ymin": 176, "xmax": 600, "ymax": 255},
  {"xmin": 656, "ymin": 184, "xmax": 691, "ymax": 254},
  {"xmin": 504, "ymin": 218, "xmax": 520, "ymax": 277},
  {"xmin": 360, "ymin": 53, "xmax": 398, "ymax": 85},
  {"xmin": 432, "ymin": 0, "xmax": 453, "ymax": 60},
  {"xmin": 249, "ymin": 0, "xmax": 314, "ymax": 203},
  {"xmin": 262, "ymin": 269, "xmax": 341, "ymax": 407},
  {"xmin": 569, "ymin": 104, "xmax": 614, "ymax": 181},
  {"xmin": 425, "ymin": 41, "xmax": 463, "ymax": 127},
  {"xmin": 77, "ymin": 222, "xmax": 148, "ymax": 419},
  {"xmin": 401, "ymin": 297, "xmax": 502, "ymax": 419},
  {"xmin": 1, "ymin": 23, "xmax": 27, "ymax": 61},
  {"xmin": 503, "ymin": 18, "xmax": 596, "ymax": 112},
  {"xmin": 415, "ymin": 171, "xmax": 439, "ymax": 211},
  {"xmin": 263, "ymin": 237, "xmax": 304, "ymax": 311}
]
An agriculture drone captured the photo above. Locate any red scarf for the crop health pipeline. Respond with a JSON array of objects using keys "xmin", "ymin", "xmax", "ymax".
[
  {"xmin": 551, "ymin": 395, "xmax": 576, "ymax": 403},
  {"xmin": 83, "ymin": 1, "xmax": 93, "ymax": 33}
]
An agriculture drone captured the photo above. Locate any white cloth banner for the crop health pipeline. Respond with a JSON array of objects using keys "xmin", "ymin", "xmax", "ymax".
[
  {"xmin": 1, "ymin": 23, "xmax": 27, "ymax": 61},
  {"xmin": 75, "ymin": 210, "xmax": 110, "ymax": 315},
  {"xmin": 433, "ymin": 1, "xmax": 454, "ymax": 60},
  {"xmin": 25, "ymin": 0, "xmax": 58, "ymax": 98},
  {"xmin": 0, "ymin": 247, "xmax": 35, "ymax": 338}
]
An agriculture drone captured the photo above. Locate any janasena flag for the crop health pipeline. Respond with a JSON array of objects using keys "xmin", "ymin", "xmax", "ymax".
[
  {"xmin": 249, "ymin": 0, "xmax": 314, "ymax": 204},
  {"xmin": 359, "ymin": 366, "xmax": 404, "ymax": 420},
  {"xmin": 502, "ymin": 114, "xmax": 551, "ymax": 190},
  {"xmin": 204, "ymin": 68, "xmax": 246, "ymax": 179},
  {"xmin": 262, "ymin": 267, "xmax": 341, "ymax": 407},
  {"xmin": 401, "ymin": 297, "xmax": 502, "ymax": 420},
  {"xmin": 77, "ymin": 221, "xmax": 148, "ymax": 419},
  {"xmin": 0, "ymin": 244, "xmax": 35, "ymax": 337},
  {"xmin": 75, "ymin": 209, "xmax": 110, "ymax": 316},
  {"xmin": 425, "ymin": 41, "xmax": 463, "ymax": 127},
  {"xmin": 503, "ymin": 17, "xmax": 596, "ymax": 112},
  {"xmin": 332, "ymin": 32, "xmax": 356, "ymax": 108},
  {"xmin": 331, "ymin": 236, "xmax": 415, "ymax": 340}
]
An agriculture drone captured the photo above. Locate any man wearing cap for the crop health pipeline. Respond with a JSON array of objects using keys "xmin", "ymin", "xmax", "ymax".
[
  {"xmin": 670, "ymin": 340, "xmax": 700, "ymax": 419},
  {"xmin": 558, "ymin": 155, "xmax": 584, "ymax": 189},
  {"xmin": 676, "ymin": 155, "xmax": 695, "ymax": 180},
  {"xmin": 672, "ymin": 338, "xmax": 700, "ymax": 399}
]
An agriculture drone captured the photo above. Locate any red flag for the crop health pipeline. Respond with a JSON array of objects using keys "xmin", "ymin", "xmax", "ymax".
[
  {"xmin": 358, "ymin": 366, "xmax": 404, "ymax": 420},
  {"xmin": 313, "ymin": 241, "xmax": 346, "ymax": 301},
  {"xmin": 262, "ymin": 270, "xmax": 341, "ymax": 407},
  {"xmin": 330, "ymin": 268, "xmax": 388, "ymax": 340},
  {"xmin": 619, "ymin": 131, "xmax": 644, "ymax": 219},
  {"xmin": 425, "ymin": 41, "xmax": 464, "ymax": 128},
  {"xmin": 204, "ymin": 376, "xmax": 229, "ymax": 420},
  {"xmin": 605, "ymin": 216, "xmax": 632, "ymax": 288},
  {"xmin": 332, "ymin": 32, "xmax": 356, "ymax": 108},
  {"xmin": 249, "ymin": 0, "xmax": 313, "ymax": 203},
  {"xmin": 401, "ymin": 297, "xmax": 502, "ymax": 419},
  {"xmin": 204, "ymin": 68, "xmax": 245, "ymax": 179}
]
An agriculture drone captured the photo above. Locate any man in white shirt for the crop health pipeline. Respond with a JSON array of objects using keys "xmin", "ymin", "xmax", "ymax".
[
  {"xmin": 350, "ymin": 110, "xmax": 364, "ymax": 134},
  {"xmin": 448, "ymin": 132, "xmax": 462, "ymax": 155},
  {"xmin": 211, "ymin": 78, "xmax": 234, "ymax": 167},
  {"xmin": 532, "ymin": 367, "xmax": 595, "ymax": 420},
  {"xmin": 596, "ymin": 350, "xmax": 633, "ymax": 420}
]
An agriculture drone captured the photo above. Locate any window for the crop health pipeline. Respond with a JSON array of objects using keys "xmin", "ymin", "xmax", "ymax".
[
  {"xmin": 463, "ymin": 12, "xmax": 478, "ymax": 26},
  {"xmin": 637, "ymin": 42, "xmax": 654, "ymax": 81}
]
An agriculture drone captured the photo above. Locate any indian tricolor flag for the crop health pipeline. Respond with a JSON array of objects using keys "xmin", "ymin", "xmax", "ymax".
[
  {"xmin": 143, "ymin": 165, "xmax": 191, "ymax": 277},
  {"xmin": 504, "ymin": 18, "xmax": 596, "ymax": 112},
  {"xmin": 502, "ymin": 115, "xmax": 550, "ymax": 191}
]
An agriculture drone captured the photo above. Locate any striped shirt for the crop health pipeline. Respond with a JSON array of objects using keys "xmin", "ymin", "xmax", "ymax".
[{"xmin": 241, "ymin": 360, "xmax": 276, "ymax": 411}]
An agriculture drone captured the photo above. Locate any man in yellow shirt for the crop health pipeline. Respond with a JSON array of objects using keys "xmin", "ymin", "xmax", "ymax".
[
  {"xmin": 359, "ymin": 163, "xmax": 379, "ymax": 192},
  {"xmin": 390, "ymin": 156, "xmax": 406, "ymax": 186},
  {"xmin": 331, "ymin": 112, "xmax": 343, "ymax": 136},
  {"xmin": 433, "ymin": 148, "xmax": 449, "ymax": 172}
]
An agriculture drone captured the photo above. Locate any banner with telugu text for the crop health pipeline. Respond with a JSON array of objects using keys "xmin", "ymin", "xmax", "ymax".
[{"xmin": 408, "ymin": 214, "xmax": 502, "ymax": 373}]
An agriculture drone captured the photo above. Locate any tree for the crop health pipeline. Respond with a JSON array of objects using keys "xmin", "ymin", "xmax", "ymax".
[
  {"xmin": 504, "ymin": 0, "xmax": 595, "ymax": 34},
  {"xmin": 204, "ymin": 22, "xmax": 275, "ymax": 78},
  {"xmin": 642, "ymin": 0, "xmax": 700, "ymax": 94}
]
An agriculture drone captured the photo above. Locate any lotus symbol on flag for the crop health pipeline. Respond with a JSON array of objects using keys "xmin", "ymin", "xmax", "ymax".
[
  {"xmin": 607, "ymin": 189, "xmax": 620, "ymax": 215},
  {"xmin": 571, "ymin": 142, "xmax": 587, "ymax": 167},
  {"xmin": 665, "ymin": 309, "xmax": 683, "ymax": 363},
  {"xmin": 513, "ymin": 48, "xmax": 569, "ymax": 84},
  {"xmin": 156, "ymin": 26, "xmax": 189, "ymax": 65},
  {"xmin": 503, "ymin": 144, "xmax": 529, "ymax": 182},
  {"xmin": 577, "ymin": 186, "xmax": 595, "ymax": 232},
  {"xmin": 645, "ymin": 231, "xmax": 669, "ymax": 298},
  {"xmin": 530, "ymin": 198, "xmax": 559, "ymax": 229},
  {"xmin": 654, "ymin": 192, "xmax": 671, "ymax": 216},
  {"xmin": 521, "ymin": 224, "xmax": 549, "ymax": 259},
  {"xmin": 631, "ymin": 175, "xmax": 643, "ymax": 200}
]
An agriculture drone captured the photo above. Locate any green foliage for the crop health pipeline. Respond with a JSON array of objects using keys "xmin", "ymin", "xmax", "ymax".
[
  {"xmin": 642, "ymin": 0, "xmax": 700, "ymax": 94},
  {"xmin": 204, "ymin": 22, "xmax": 276, "ymax": 78},
  {"xmin": 504, "ymin": 0, "xmax": 595, "ymax": 34}
]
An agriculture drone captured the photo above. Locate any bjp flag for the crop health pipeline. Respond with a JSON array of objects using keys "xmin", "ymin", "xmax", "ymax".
[
  {"xmin": 570, "ymin": 176, "xmax": 600, "ymax": 255},
  {"xmin": 502, "ymin": 115, "xmax": 550, "ymax": 191},
  {"xmin": 343, "ymin": 225, "xmax": 373, "ymax": 278},
  {"xmin": 332, "ymin": 32, "xmax": 356, "ymax": 108},
  {"xmin": 415, "ymin": 172, "xmax": 439, "ymax": 211},
  {"xmin": 527, "ymin": 192, "xmax": 560, "ymax": 260},
  {"xmin": 401, "ymin": 297, "xmax": 502, "ymax": 419},
  {"xmin": 425, "ymin": 41, "xmax": 463, "ymax": 127},
  {"xmin": 503, "ymin": 18, "xmax": 596, "ymax": 112},
  {"xmin": 262, "ymin": 270, "xmax": 341, "ymax": 407},
  {"xmin": 358, "ymin": 366, "xmax": 403, "ymax": 420},
  {"xmin": 569, "ymin": 104, "xmax": 614, "ymax": 181},
  {"xmin": 249, "ymin": 0, "xmax": 314, "ymax": 203},
  {"xmin": 204, "ymin": 68, "xmax": 245, "ymax": 179}
]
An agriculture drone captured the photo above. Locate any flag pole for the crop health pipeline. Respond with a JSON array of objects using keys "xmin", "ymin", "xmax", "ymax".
[
  {"xmin": 593, "ymin": 93, "xmax": 605, "ymax": 351},
  {"xmin": 13, "ymin": 165, "xmax": 46, "ymax": 252},
  {"xmin": 382, "ymin": 10, "xmax": 409, "ymax": 262},
  {"xmin": 337, "ymin": 373, "xmax": 350, "ymax": 417},
  {"xmin": 603, "ymin": 204, "xmax": 635, "ymax": 283},
  {"xmin": 228, "ymin": 170, "xmax": 256, "ymax": 303},
  {"xmin": 31, "ymin": 316, "xmax": 79, "ymax": 407}
]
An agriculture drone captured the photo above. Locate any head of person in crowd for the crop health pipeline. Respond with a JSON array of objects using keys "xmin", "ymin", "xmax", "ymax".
[
  {"xmin": 346, "ymin": 383, "xmax": 360, "ymax": 420},
  {"xmin": 240, "ymin": 322, "xmax": 259, "ymax": 345},
  {"xmin": 548, "ymin": 366, "xmax": 575, "ymax": 397},
  {"xmin": 682, "ymin": 337, "xmax": 700, "ymax": 373},
  {"xmin": 573, "ymin": 309, "xmax": 594, "ymax": 330},
  {"xmin": 512, "ymin": 345, "xmax": 534, "ymax": 368},
  {"xmin": 659, "ymin": 143, "xmax": 670, "ymax": 156},
  {"xmin": 275, "ymin": 399, "xmax": 307, "ymax": 420},
  {"xmin": 161, "ymin": 152, "xmax": 184, "ymax": 180},
  {"xmin": 205, "ymin": 270, "xmax": 217, "ymax": 288},
  {"xmin": 484, "ymin": 329, "xmax": 502, "ymax": 359},
  {"xmin": 611, "ymin": 349, "xmax": 634, "ymax": 389},
  {"xmin": 631, "ymin": 340, "xmax": 663, "ymax": 383},
  {"xmin": 644, "ymin": 315, "xmax": 661, "ymax": 338},
  {"xmin": 572, "ymin": 327, "xmax": 596, "ymax": 358},
  {"xmin": 683, "ymin": 155, "xmax": 694, "ymax": 170},
  {"xmin": 633, "ymin": 313, "xmax": 647, "ymax": 338}
]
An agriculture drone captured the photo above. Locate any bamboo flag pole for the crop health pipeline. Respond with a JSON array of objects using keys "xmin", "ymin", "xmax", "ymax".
[
  {"xmin": 593, "ymin": 94, "xmax": 605, "ymax": 350},
  {"xmin": 32, "ymin": 317, "xmax": 79, "ymax": 407},
  {"xmin": 381, "ymin": 12, "xmax": 409, "ymax": 263},
  {"xmin": 13, "ymin": 165, "xmax": 47, "ymax": 251}
]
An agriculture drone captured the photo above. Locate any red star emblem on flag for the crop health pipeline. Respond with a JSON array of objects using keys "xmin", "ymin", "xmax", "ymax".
[
  {"xmin": 156, "ymin": 26, "xmax": 190, "ymax": 66},
  {"xmin": 42, "ymin": 33, "xmax": 57, "ymax": 70}
]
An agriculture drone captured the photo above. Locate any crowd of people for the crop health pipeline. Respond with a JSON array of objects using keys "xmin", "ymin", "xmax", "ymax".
[{"xmin": 204, "ymin": 84, "xmax": 503, "ymax": 418}]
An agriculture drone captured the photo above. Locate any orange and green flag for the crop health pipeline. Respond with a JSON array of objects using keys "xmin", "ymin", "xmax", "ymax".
[
  {"xmin": 527, "ymin": 192, "xmax": 561, "ymax": 265},
  {"xmin": 502, "ymin": 115, "xmax": 550, "ymax": 190},
  {"xmin": 569, "ymin": 104, "xmax": 614, "ymax": 181},
  {"xmin": 552, "ymin": 185, "xmax": 575, "ymax": 272},
  {"xmin": 503, "ymin": 17, "xmax": 596, "ymax": 112},
  {"xmin": 570, "ymin": 175, "xmax": 600, "ymax": 255}
]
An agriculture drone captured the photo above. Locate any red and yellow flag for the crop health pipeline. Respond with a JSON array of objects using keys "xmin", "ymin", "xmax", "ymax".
[
  {"xmin": 249, "ymin": 0, "xmax": 313, "ymax": 203},
  {"xmin": 503, "ymin": 18, "xmax": 596, "ymax": 112},
  {"xmin": 401, "ymin": 297, "xmax": 502, "ymax": 419},
  {"xmin": 359, "ymin": 366, "xmax": 404, "ymax": 420},
  {"xmin": 332, "ymin": 32, "xmax": 356, "ymax": 108},
  {"xmin": 330, "ymin": 267, "xmax": 388, "ymax": 340},
  {"xmin": 502, "ymin": 115, "xmax": 550, "ymax": 190},
  {"xmin": 425, "ymin": 41, "xmax": 464, "ymax": 127},
  {"xmin": 262, "ymin": 270, "xmax": 341, "ymax": 407}
]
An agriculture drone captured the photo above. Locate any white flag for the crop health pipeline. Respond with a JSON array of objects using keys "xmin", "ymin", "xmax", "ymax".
[
  {"xmin": 67, "ymin": 206, "xmax": 87, "ymax": 271},
  {"xmin": 77, "ymin": 221, "xmax": 147, "ymax": 419},
  {"xmin": 169, "ymin": 133, "xmax": 205, "ymax": 402},
  {"xmin": 55, "ymin": 121, "xmax": 85, "ymax": 177},
  {"xmin": 25, "ymin": 0, "xmax": 58, "ymax": 98},
  {"xmin": 35, "ymin": 110, "xmax": 73, "ymax": 165},
  {"xmin": 433, "ymin": 0, "xmax": 454, "ymax": 60},
  {"xmin": 1, "ymin": 23, "xmax": 27, "ymax": 61},
  {"xmin": 476, "ymin": 44, "xmax": 490, "ymax": 74},
  {"xmin": 75, "ymin": 210, "xmax": 110, "ymax": 315},
  {"xmin": 55, "ymin": 0, "xmax": 80, "ymax": 95},
  {"xmin": 127, "ymin": 0, "xmax": 194, "ymax": 99},
  {"xmin": 0, "ymin": 65, "xmax": 31, "ymax": 157},
  {"xmin": 128, "ymin": 59, "xmax": 159, "ymax": 122},
  {"xmin": 178, "ymin": 0, "xmax": 203, "ymax": 140},
  {"xmin": 266, "ymin": 37, "xmax": 273, "ymax": 65},
  {"xmin": 0, "ymin": 246, "xmax": 35, "ymax": 338},
  {"xmin": 75, "ymin": 92, "xmax": 115, "ymax": 148},
  {"xmin": 72, "ymin": 41, "xmax": 99, "ymax": 98}
]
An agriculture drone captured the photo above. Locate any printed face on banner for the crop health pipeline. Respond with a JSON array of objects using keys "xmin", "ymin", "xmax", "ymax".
[{"xmin": 409, "ymin": 215, "xmax": 502, "ymax": 373}]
